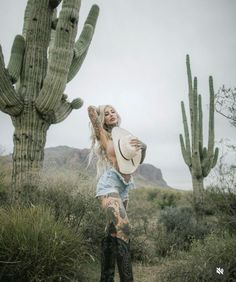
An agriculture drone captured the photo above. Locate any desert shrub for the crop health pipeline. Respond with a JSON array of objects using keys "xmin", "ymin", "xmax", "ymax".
[
  {"xmin": 79, "ymin": 195, "xmax": 106, "ymax": 257},
  {"xmin": 154, "ymin": 207, "xmax": 211, "ymax": 256},
  {"xmin": 204, "ymin": 139, "xmax": 236, "ymax": 232},
  {"xmin": 128, "ymin": 189, "xmax": 161, "ymax": 263},
  {"xmin": 129, "ymin": 225, "xmax": 157, "ymax": 264},
  {"xmin": 146, "ymin": 189, "xmax": 181, "ymax": 209},
  {"xmin": 0, "ymin": 159, "xmax": 11, "ymax": 206},
  {"xmin": 22, "ymin": 173, "xmax": 105, "ymax": 258},
  {"xmin": 147, "ymin": 189, "xmax": 181, "ymax": 209},
  {"xmin": 158, "ymin": 232, "xmax": 236, "ymax": 281},
  {"xmin": 205, "ymin": 186, "xmax": 236, "ymax": 234},
  {"xmin": 0, "ymin": 170, "xmax": 110, "ymax": 261},
  {"xmin": 0, "ymin": 206, "xmax": 87, "ymax": 281},
  {"xmin": 40, "ymin": 174, "xmax": 105, "ymax": 257},
  {"xmin": 127, "ymin": 189, "xmax": 193, "ymax": 262},
  {"xmin": 0, "ymin": 182, "xmax": 9, "ymax": 206}
]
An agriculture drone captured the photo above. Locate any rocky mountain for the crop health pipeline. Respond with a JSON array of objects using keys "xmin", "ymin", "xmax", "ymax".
[
  {"xmin": 0, "ymin": 146, "xmax": 169, "ymax": 188},
  {"xmin": 43, "ymin": 146, "xmax": 169, "ymax": 188}
]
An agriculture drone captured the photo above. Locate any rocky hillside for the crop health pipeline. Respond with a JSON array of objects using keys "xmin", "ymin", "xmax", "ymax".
[
  {"xmin": 43, "ymin": 146, "xmax": 169, "ymax": 188},
  {"xmin": 0, "ymin": 146, "xmax": 169, "ymax": 188}
]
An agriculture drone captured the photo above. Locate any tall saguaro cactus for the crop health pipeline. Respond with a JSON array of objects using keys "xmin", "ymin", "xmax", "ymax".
[
  {"xmin": 180, "ymin": 55, "xmax": 219, "ymax": 214},
  {"xmin": 0, "ymin": 0, "xmax": 99, "ymax": 201}
]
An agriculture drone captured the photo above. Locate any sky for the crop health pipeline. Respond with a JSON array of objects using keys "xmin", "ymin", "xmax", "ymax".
[{"xmin": 0, "ymin": 0, "xmax": 235, "ymax": 189}]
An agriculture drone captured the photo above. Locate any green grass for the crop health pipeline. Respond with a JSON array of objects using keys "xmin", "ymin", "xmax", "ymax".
[{"xmin": 0, "ymin": 206, "xmax": 87, "ymax": 281}]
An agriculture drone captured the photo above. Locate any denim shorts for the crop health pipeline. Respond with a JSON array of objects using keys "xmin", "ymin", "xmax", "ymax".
[{"xmin": 96, "ymin": 168, "xmax": 135, "ymax": 201}]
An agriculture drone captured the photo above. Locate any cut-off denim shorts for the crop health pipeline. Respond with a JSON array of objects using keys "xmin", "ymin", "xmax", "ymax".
[{"xmin": 96, "ymin": 168, "xmax": 135, "ymax": 201}]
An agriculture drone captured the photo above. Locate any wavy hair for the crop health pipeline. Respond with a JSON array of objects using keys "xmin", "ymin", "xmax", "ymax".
[{"xmin": 88, "ymin": 105, "xmax": 121, "ymax": 178}]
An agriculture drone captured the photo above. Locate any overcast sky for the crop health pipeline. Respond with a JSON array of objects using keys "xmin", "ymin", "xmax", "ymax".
[{"xmin": 0, "ymin": 0, "xmax": 235, "ymax": 189}]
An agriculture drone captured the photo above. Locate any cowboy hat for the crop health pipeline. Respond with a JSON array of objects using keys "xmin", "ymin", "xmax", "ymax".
[{"xmin": 112, "ymin": 127, "xmax": 142, "ymax": 174}]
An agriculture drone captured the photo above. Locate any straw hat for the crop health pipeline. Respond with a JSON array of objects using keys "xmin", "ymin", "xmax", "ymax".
[{"xmin": 112, "ymin": 127, "xmax": 142, "ymax": 174}]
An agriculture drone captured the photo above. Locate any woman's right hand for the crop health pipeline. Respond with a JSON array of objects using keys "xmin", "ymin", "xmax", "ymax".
[{"xmin": 88, "ymin": 106, "xmax": 98, "ymax": 118}]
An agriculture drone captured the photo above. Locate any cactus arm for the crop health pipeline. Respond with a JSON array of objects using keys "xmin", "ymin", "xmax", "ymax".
[
  {"xmin": 50, "ymin": 95, "xmax": 83, "ymax": 124},
  {"xmin": 48, "ymin": 11, "xmax": 58, "ymax": 63},
  {"xmin": 198, "ymin": 94, "xmax": 203, "ymax": 156},
  {"xmin": 206, "ymin": 76, "xmax": 217, "ymax": 170},
  {"xmin": 207, "ymin": 76, "xmax": 215, "ymax": 155},
  {"xmin": 85, "ymin": 4, "xmax": 99, "ymax": 26},
  {"xmin": 181, "ymin": 101, "xmax": 191, "ymax": 155},
  {"xmin": 67, "ymin": 25, "xmax": 93, "ymax": 82},
  {"xmin": 49, "ymin": 0, "xmax": 63, "ymax": 9},
  {"xmin": 202, "ymin": 77, "xmax": 219, "ymax": 176},
  {"xmin": 211, "ymin": 147, "xmax": 219, "ymax": 168},
  {"xmin": 7, "ymin": 35, "xmax": 25, "ymax": 84},
  {"xmin": 192, "ymin": 77, "xmax": 198, "ymax": 151},
  {"xmin": 67, "ymin": 5, "xmax": 99, "ymax": 82},
  {"xmin": 22, "ymin": 0, "xmax": 34, "ymax": 38},
  {"xmin": 192, "ymin": 77, "xmax": 202, "ymax": 177},
  {"xmin": 186, "ymin": 55, "xmax": 193, "ymax": 94},
  {"xmin": 180, "ymin": 134, "xmax": 191, "ymax": 167},
  {"xmin": 186, "ymin": 55, "xmax": 194, "ymax": 143},
  {"xmin": 35, "ymin": 0, "xmax": 81, "ymax": 115},
  {"xmin": 0, "ymin": 46, "xmax": 23, "ymax": 115},
  {"xmin": 202, "ymin": 148, "xmax": 219, "ymax": 177}
]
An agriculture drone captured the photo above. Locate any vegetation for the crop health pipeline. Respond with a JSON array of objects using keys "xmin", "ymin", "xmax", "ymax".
[
  {"xmin": 0, "ymin": 206, "xmax": 87, "ymax": 281},
  {"xmin": 0, "ymin": 0, "xmax": 99, "ymax": 201},
  {"xmin": 179, "ymin": 55, "xmax": 219, "ymax": 216},
  {"xmin": 0, "ymin": 1, "xmax": 234, "ymax": 280},
  {"xmin": 0, "ymin": 152, "xmax": 235, "ymax": 281}
]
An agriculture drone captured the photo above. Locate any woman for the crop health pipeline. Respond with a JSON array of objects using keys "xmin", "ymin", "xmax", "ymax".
[{"xmin": 88, "ymin": 105, "xmax": 146, "ymax": 282}]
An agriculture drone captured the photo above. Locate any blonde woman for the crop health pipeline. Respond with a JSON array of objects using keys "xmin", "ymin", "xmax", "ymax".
[{"xmin": 88, "ymin": 105, "xmax": 146, "ymax": 282}]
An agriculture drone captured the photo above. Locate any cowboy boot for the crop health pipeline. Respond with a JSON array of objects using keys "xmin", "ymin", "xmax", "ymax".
[
  {"xmin": 100, "ymin": 235, "xmax": 117, "ymax": 282},
  {"xmin": 116, "ymin": 238, "xmax": 134, "ymax": 282}
]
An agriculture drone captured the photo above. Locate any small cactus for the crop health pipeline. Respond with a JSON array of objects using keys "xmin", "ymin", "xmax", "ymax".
[
  {"xmin": 71, "ymin": 98, "xmax": 83, "ymax": 109},
  {"xmin": 0, "ymin": 0, "xmax": 99, "ymax": 202},
  {"xmin": 180, "ymin": 55, "xmax": 219, "ymax": 214}
]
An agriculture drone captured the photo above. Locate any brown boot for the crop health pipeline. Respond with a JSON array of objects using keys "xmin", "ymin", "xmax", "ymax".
[{"xmin": 116, "ymin": 238, "xmax": 134, "ymax": 282}]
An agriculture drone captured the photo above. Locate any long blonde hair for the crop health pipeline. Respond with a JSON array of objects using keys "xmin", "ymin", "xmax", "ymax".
[{"xmin": 88, "ymin": 105, "xmax": 121, "ymax": 178}]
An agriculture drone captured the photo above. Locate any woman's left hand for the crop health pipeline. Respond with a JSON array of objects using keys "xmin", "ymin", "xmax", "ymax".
[{"xmin": 129, "ymin": 138, "xmax": 146, "ymax": 151}]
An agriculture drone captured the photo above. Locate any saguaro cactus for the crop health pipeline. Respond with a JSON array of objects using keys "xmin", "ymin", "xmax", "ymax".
[
  {"xmin": 180, "ymin": 55, "xmax": 219, "ymax": 214},
  {"xmin": 0, "ymin": 0, "xmax": 99, "ymax": 201}
]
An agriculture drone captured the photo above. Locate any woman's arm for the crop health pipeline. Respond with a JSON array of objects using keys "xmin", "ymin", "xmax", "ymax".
[{"xmin": 88, "ymin": 106, "xmax": 108, "ymax": 148}]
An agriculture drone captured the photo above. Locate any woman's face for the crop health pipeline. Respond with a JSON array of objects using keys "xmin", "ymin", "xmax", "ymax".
[{"xmin": 104, "ymin": 106, "xmax": 118, "ymax": 126}]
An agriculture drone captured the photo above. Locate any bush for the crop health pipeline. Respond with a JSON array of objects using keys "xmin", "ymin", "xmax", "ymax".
[
  {"xmin": 205, "ymin": 186, "xmax": 236, "ymax": 234},
  {"xmin": 0, "ymin": 160, "xmax": 11, "ymax": 206},
  {"xmin": 37, "ymin": 174, "xmax": 105, "ymax": 257},
  {"xmin": 158, "ymin": 232, "xmax": 236, "ymax": 281},
  {"xmin": 0, "ymin": 183, "xmax": 9, "ymax": 206},
  {"xmin": 0, "ymin": 206, "xmax": 87, "ymax": 281},
  {"xmin": 154, "ymin": 207, "xmax": 211, "ymax": 256},
  {"xmin": 146, "ymin": 189, "xmax": 181, "ymax": 209},
  {"xmin": 128, "ymin": 189, "xmax": 161, "ymax": 263},
  {"xmin": 130, "ymin": 230, "xmax": 157, "ymax": 264}
]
